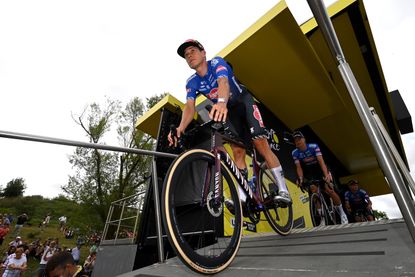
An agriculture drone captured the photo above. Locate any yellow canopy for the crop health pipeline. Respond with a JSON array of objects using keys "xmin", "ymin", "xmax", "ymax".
[{"xmin": 136, "ymin": 0, "xmax": 405, "ymax": 196}]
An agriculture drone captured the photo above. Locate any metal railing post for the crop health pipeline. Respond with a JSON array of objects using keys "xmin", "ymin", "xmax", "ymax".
[
  {"xmin": 114, "ymin": 201, "xmax": 126, "ymax": 245},
  {"xmin": 371, "ymin": 108, "xmax": 415, "ymax": 195},
  {"xmin": 152, "ymin": 158, "xmax": 164, "ymax": 262},
  {"xmin": 306, "ymin": 0, "xmax": 415, "ymax": 241}
]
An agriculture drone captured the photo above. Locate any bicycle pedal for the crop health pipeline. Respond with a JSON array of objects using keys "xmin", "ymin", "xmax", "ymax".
[{"xmin": 243, "ymin": 221, "xmax": 257, "ymax": 232}]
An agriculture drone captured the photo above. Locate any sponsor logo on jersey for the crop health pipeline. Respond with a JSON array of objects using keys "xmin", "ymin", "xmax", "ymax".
[
  {"xmin": 216, "ymin": 65, "xmax": 227, "ymax": 74},
  {"xmin": 252, "ymin": 105, "xmax": 264, "ymax": 127},
  {"xmin": 211, "ymin": 58, "xmax": 219, "ymax": 66},
  {"xmin": 207, "ymin": 88, "xmax": 218, "ymax": 100}
]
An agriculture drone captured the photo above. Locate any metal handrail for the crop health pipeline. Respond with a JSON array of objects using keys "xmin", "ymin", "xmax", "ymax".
[
  {"xmin": 0, "ymin": 128, "xmax": 177, "ymax": 255},
  {"xmin": 0, "ymin": 129, "xmax": 177, "ymax": 158}
]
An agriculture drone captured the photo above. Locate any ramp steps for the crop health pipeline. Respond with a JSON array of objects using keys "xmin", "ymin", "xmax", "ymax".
[{"xmin": 118, "ymin": 219, "xmax": 415, "ymax": 277}]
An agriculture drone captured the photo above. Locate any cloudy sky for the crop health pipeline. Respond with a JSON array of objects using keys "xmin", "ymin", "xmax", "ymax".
[{"xmin": 0, "ymin": 0, "xmax": 414, "ymax": 219}]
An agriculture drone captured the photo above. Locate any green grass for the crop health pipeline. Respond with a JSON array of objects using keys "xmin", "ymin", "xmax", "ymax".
[{"xmin": 1, "ymin": 222, "xmax": 91, "ymax": 276}]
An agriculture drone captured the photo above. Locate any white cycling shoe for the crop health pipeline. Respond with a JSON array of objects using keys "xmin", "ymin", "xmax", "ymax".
[
  {"xmin": 340, "ymin": 213, "xmax": 349, "ymax": 224},
  {"xmin": 274, "ymin": 191, "xmax": 292, "ymax": 205}
]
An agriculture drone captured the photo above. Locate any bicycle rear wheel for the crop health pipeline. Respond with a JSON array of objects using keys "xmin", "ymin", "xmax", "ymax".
[
  {"xmin": 258, "ymin": 165, "xmax": 293, "ymax": 235},
  {"xmin": 162, "ymin": 149, "xmax": 243, "ymax": 274}
]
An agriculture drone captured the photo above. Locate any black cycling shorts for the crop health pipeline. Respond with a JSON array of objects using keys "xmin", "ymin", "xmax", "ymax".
[{"xmin": 226, "ymin": 91, "xmax": 268, "ymax": 145}]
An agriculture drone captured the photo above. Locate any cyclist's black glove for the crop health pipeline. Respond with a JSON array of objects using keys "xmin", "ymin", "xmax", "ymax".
[
  {"xmin": 169, "ymin": 124, "xmax": 178, "ymax": 148},
  {"xmin": 296, "ymin": 177, "xmax": 305, "ymax": 193}
]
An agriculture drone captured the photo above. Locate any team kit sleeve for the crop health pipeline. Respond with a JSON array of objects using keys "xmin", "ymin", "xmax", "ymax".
[
  {"xmin": 311, "ymin": 143, "xmax": 322, "ymax": 156},
  {"xmin": 291, "ymin": 150, "xmax": 300, "ymax": 164},
  {"xmin": 186, "ymin": 79, "xmax": 198, "ymax": 101},
  {"xmin": 344, "ymin": 191, "xmax": 350, "ymax": 202},
  {"xmin": 361, "ymin": 189, "xmax": 370, "ymax": 201},
  {"xmin": 211, "ymin": 57, "xmax": 230, "ymax": 80}
]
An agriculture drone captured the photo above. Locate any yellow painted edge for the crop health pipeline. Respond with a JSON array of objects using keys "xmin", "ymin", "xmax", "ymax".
[
  {"xmin": 135, "ymin": 94, "xmax": 184, "ymax": 129},
  {"xmin": 217, "ymin": 0, "xmax": 288, "ymax": 58},
  {"xmin": 300, "ymin": 0, "xmax": 357, "ymax": 34}
]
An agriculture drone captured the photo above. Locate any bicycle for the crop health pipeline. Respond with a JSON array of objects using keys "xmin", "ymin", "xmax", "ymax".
[
  {"xmin": 300, "ymin": 179, "xmax": 339, "ymax": 227},
  {"xmin": 349, "ymin": 205, "xmax": 374, "ymax": 222},
  {"xmin": 162, "ymin": 120, "xmax": 293, "ymax": 274}
]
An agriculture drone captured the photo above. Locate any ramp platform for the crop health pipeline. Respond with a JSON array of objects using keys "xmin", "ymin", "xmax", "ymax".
[{"xmin": 119, "ymin": 219, "xmax": 415, "ymax": 277}]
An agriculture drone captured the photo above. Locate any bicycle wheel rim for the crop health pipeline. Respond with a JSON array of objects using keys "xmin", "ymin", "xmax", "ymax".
[
  {"xmin": 259, "ymin": 166, "xmax": 293, "ymax": 236},
  {"xmin": 162, "ymin": 149, "xmax": 243, "ymax": 274},
  {"xmin": 309, "ymin": 193, "xmax": 322, "ymax": 227}
]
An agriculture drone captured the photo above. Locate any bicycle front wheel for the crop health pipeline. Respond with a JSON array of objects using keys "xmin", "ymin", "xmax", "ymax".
[
  {"xmin": 309, "ymin": 193, "xmax": 330, "ymax": 226},
  {"xmin": 259, "ymin": 165, "xmax": 293, "ymax": 236},
  {"xmin": 162, "ymin": 149, "xmax": 243, "ymax": 274}
]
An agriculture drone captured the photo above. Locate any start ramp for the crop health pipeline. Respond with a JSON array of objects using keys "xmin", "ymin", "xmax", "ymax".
[{"xmin": 118, "ymin": 219, "xmax": 415, "ymax": 277}]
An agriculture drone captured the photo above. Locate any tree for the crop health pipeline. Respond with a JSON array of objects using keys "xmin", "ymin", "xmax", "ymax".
[
  {"xmin": 2, "ymin": 178, "xmax": 27, "ymax": 198},
  {"xmin": 373, "ymin": 210, "xmax": 389, "ymax": 220},
  {"xmin": 63, "ymin": 98, "xmax": 120, "ymax": 222},
  {"xmin": 146, "ymin": 92, "xmax": 167, "ymax": 110},
  {"xmin": 63, "ymin": 96, "xmax": 160, "ymax": 223}
]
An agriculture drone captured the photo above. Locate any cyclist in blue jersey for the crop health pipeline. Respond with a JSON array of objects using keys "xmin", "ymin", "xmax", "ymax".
[
  {"xmin": 344, "ymin": 180, "xmax": 374, "ymax": 222},
  {"xmin": 168, "ymin": 39, "xmax": 291, "ymax": 204},
  {"xmin": 291, "ymin": 131, "xmax": 348, "ymax": 224}
]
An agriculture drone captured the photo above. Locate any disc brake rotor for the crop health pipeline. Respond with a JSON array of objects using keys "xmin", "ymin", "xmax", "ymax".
[{"xmin": 206, "ymin": 191, "xmax": 223, "ymax": 217}]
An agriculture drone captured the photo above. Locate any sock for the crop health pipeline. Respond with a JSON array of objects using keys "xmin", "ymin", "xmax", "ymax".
[
  {"xmin": 317, "ymin": 208, "xmax": 323, "ymax": 217},
  {"xmin": 270, "ymin": 166, "xmax": 288, "ymax": 193},
  {"xmin": 335, "ymin": 204, "xmax": 347, "ymax": 217}
]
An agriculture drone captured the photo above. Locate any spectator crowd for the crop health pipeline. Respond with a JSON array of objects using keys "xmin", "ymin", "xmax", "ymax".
[{"xmin": 0, "ymin": 213, "xmax": 100, "ymax": 277}]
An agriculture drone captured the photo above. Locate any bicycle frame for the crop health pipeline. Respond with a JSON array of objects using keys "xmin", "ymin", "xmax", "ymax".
[{"xmin": 201, "ymin": 126, "xmax": 263, "ymax": 208}]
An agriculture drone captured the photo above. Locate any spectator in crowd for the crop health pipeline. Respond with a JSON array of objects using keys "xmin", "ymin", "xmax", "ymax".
[
  {"xmin": 3, "ymin": 246, "xmax": 17, "ymax": 261},
  {"xmin": 344, "ymin": 180, "xmax": 375, "ymax": 222},
  {"xmin": 65, "ymin": 229, "xmax": 74, "ymax": 239},
  {"xmin": 2, "ymin": 215, "xmax": 10, "ymax": 226},
  {"xmin": 40, "ymin": 214, "xmax": 51, "ymax": 231},
  {"xmin": 83, "ymin": 251, "xmax": 96, "ymax": 277},
  {"xmin": 1, "ymin": 247, "xmax": 27, "ymax": 277},
  {"xmin": 71, "ymin": 244, "xmax": 82, "ymax": 265},
  {"xmin": 28, "ymin": 239, "xmax": 41, "ymax": 257},
  {"xmin": 0, "ymin": 222, "xmax": 10, "ymax": 246},
  {"xmin": 89, "ymin": 243, "xmax": 98, "ymax": 255},
  {"xmin": 58, "ymin": 216, "xmax": 67, "ymax": 231},
  {"xmin": 6, "ymin": 215, "xmax": 13, "ymax": 225},
  {"xmin": 45, "ymin": 251, "xmax": 86, "ymax": 277},
  {"xmin": 38, "ymin": 240, "xmax": 57, "ymax": 277},
  {"xmin": 8, "ymin": 237, "xmax": 23, "ymax": 248},
  {"xmin": 12, "ymin": 213, "xmax": 28, "ymax": 236}
]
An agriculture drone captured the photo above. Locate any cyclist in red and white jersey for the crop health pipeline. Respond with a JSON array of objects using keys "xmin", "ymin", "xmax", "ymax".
[{"xmin": 168, "ymin": 39, "xmax": 291, "ymax": 204}]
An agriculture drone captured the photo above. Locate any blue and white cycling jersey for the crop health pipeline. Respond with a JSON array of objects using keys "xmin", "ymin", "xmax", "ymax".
[
  {"xmin": 186, "ymin": 56, "xmax": 245, "ymax": 105},
  {"xmin": 344, "ymin": 189, "xmax": 370, "ymax": 210},
  {"xmin": 291, "ymin": 143, "xmax": 323, "ymax": 178},
  {"xmin": 292, "ymin": 143, "xmax": 322, "ymax": 166}
]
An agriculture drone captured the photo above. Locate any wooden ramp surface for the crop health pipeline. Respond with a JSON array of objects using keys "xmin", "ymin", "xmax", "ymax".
[{"xmin": 119, "ymin": 219, "xmax": 415, "ymax": 277}]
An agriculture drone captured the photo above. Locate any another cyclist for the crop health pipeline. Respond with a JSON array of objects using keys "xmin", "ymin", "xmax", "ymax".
[
  {"xmin": 168, "ymin": 39, "xmax": 291, "ymax": 204},
  {"xmin": 291, "ymin": 131, "xmax": 348, "ymax": 224},
  {"xmin": 344, "ymin": 180, "xmax": 374, "ymax": 222}
]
